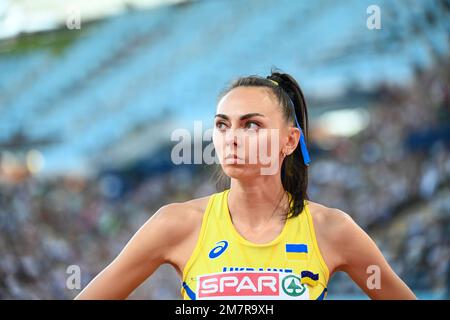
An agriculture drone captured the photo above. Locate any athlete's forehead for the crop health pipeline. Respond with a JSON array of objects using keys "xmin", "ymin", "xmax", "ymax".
[{"xmin": 216, "ymin": 86, "xmax": 281, "ymax": 120}]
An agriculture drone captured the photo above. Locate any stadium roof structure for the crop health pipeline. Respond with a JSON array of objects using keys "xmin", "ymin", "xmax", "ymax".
[{"xmin": 0, "ymin": 0, "xmax": 448, "ymax": 176}]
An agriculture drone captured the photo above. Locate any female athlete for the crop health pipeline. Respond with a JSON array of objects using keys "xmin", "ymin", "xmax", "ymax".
[{"xmin": 76, "ymin": 70, "xmax": 416, "ymax": 300}]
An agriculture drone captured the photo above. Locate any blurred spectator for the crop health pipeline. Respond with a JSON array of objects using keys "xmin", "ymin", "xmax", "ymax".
[{"xmin": 0, "ymin": 56, "xmax": 449, "ymax": 300}]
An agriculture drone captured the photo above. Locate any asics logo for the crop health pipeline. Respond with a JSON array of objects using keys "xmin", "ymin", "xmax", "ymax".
[{"xmin": 209, "ymin": 240, "xmax": 229, "ymax": 259}]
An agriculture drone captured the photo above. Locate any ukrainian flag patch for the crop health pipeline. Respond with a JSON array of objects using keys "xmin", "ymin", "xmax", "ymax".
[
  {"xmin": 300, "ymin": 270, "xmax": 319, "ymax": 286},
  {"xmin": 285, "ymin": 243, "xmax": 308, "ymax": 260}
]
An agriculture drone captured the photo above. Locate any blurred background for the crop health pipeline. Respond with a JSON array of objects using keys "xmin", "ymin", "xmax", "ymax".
[{"xmin": 0, "ymin": 0, "xmax": 449, "ymax": 299}]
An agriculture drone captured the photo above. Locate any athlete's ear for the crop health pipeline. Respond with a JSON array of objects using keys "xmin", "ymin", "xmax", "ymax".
[{"xmin": 284, "ymin": 126, "xmax": 300, "ymax": 156}]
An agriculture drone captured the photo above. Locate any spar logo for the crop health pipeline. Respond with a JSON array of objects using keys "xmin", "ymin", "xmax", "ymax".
[
  {"xmin": 197, "ymin": 271, "xmax": 310, "ymax": 299},
  {"xmin": 281, "ymin": 274, "xmax": 306, "ymax": 297},
  {"xmin": 198, "ymin": 272, "xmax": 278, "ymax": 298},
  {"xmin": 208, "ymin": 240, "xmax": 228, "ymax": 259}
]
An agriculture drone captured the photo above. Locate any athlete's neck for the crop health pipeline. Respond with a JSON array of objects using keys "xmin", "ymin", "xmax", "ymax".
[{"xmin": 228, "ymin": 176, "xmax": 288, "ymax": 230}]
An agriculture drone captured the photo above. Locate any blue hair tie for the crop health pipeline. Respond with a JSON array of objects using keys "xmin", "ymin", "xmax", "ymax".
[
  {"xmin": 293, "ymin": 111, "xmax": 311, "ymax": 166},
  {"xmin": 269, "ymin": 78, "xmax": 311, "ymax": 166}
]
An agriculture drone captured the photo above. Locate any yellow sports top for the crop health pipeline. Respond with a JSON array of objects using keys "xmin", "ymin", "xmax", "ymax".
[{"xmin": 181, "ymin": 188, "xmax": 329, "ymax": 300}]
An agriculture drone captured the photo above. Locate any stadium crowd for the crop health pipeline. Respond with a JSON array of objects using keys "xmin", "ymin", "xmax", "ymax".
[{"xmin": 0, "ymin": 62, "xmax": 449, "ymax": 299}]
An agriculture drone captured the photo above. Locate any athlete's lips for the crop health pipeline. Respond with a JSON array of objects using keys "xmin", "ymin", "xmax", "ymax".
[{"xmin": 225, "ymin": 154, "xmax": 242, "ymax": 160}]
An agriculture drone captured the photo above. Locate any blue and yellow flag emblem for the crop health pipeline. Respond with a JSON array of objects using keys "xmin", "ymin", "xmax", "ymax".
[{"xmin": 285, "ymin": 243, "xmax": 308, "ymax": 260}]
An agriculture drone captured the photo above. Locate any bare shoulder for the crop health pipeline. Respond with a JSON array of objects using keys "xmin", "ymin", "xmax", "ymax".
[
  {"xmin": 307, "ymin": 201, "xmax": 416, "ymax": 299},
  {"xmin": 306, "ymin": 201, "xmax": 360, "ymax": 274},
  {"xmin": 307, "ymin": 201, "xmax": 355, "ymax": 231},
  {"xmin": 154, "ymin": 195, "xmax": 212, "ymax": 238},
  {"xmin": 152, "ymin": 194, "xmax": 213, "ymax": 276}
]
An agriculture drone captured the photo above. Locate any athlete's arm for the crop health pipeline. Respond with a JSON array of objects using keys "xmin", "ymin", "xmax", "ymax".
[
  {"xmin": 75, "ymin": 203, "xmax": 189, "ymax": 299},
  {"xmin": 331, "ymin": 210, "xmax": 417, "ymax": 300}
]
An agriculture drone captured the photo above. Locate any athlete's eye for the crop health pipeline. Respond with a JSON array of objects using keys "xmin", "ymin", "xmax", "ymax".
[
  {"xmin": 215, "ymin": 121, "xmax": 227, "ymax": 130},
  {"xmin": 245, "ymin": 121, "xmax": 260, "ymax": 131}
]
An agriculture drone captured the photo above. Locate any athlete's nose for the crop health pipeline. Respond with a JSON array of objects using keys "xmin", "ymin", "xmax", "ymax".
[{"xmin": 224, "ymin": 128, "xmax": 239, "ymax": 147}]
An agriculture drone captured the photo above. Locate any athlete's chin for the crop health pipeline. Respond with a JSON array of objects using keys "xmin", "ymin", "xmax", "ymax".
[{"xmin": 221, "ymin": 165, "xmax": 263, "ymax": 179}]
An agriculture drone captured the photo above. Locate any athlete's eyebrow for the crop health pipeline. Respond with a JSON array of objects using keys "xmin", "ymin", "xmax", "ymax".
[{"xmin": 214, "ymin": 113, "xmax": 266, "ymax": 121}]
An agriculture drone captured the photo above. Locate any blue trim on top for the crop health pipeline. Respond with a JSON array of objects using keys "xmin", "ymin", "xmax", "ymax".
[
  {"xmin": 182, "ymin": 281, "xmax": 196, "ymax": 300},
  {"xmin": 316, "ymin": 287, "xmax": 328, "ymax": 300}
]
